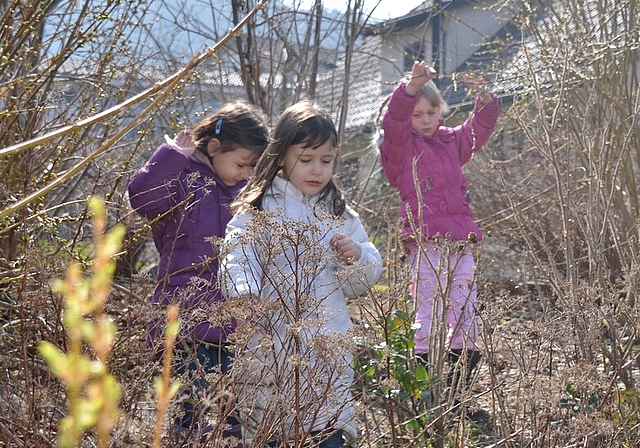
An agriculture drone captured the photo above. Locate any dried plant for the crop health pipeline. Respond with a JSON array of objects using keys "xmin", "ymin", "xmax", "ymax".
[{"xmin": 1, "ymin": 0, "xmax": 639, "ymax": 447}]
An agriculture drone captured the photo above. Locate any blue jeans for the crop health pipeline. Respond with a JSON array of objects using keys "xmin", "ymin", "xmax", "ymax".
[
  {"xmin": 266, "ymin": 429, "xmax": 345, "ymax": 448},
  {"xmin": 316, "ymin": 430, "xmax": 346, "ymax": 448},
  {"xmin": 173, "ymin": 341, "xmax": 240, "ymax": 438}
]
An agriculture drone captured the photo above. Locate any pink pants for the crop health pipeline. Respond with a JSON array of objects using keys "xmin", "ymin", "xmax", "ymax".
[{"xmin": 408, "ymin": 242, "xmax": 479, "ymax": 354}]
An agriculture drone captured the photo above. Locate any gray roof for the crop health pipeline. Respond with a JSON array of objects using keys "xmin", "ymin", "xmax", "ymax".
[{"xmin": 315, "ymin": 36, "xmax": 384, "ymax": 136}]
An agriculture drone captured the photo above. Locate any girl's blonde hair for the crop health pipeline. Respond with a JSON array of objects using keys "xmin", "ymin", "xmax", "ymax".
[
  {"xmin": 232, "ymin": 100, "xmax": 346, "ymax": 216},
  {"xmin": 417, "ymin": 80, "xmax": 449, "ymax": 115}
]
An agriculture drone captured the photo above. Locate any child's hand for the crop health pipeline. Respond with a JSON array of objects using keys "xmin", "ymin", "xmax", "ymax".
[
  {"xmin": 459, "ymin": 73, "xmax": 493, "ymax": 103},
  {"xmin": 330, "ymin": 234, "xmax": 360, "ymax": 265},
  {"xmin": 165, "ymin": 130, "xmax": 196, "ymax": 157},
  {"xmin": 406, "ymin": 61, "xmax": 437, "ymax": 95}
]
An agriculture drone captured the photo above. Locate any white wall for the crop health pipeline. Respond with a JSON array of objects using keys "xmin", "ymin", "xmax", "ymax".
[
  {"xmin": 442, "ymin": 3, "xmax": 512, "ymax": 73},
  {"xmin": 375, "ymin": 0, "xmax": 513, "ymax": 89}
]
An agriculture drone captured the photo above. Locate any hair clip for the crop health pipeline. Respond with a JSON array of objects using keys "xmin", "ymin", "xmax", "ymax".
[{"xmin": 215, "ymin": 118, "xmax": 223, "ymax": 135}]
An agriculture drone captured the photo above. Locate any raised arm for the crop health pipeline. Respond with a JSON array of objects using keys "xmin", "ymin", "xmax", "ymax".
[
  {"xmin": 456, "ymin": 74, "xmax": 499, "ymax": 164},
  {"xmin": 379, "ymin": 62, "xmax": 438, "ymax": 185}
]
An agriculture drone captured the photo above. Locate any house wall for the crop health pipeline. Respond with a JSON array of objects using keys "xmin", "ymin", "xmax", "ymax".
[
  {"xmin": 379, "ymin": 27, "xmax": 432, "ymax": 95},
  {"xmin": 442, "ymin": 4, "xmax": 510, "ymax": 72},
  {"xmin": 376, "ymin": 1, "xmax": 512, "ymax": 95}
]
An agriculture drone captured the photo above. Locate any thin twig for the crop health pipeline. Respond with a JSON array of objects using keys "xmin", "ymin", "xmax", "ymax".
[{"xmin": 0, "ymin": 0, "xmax": 268, "ymax": 222}]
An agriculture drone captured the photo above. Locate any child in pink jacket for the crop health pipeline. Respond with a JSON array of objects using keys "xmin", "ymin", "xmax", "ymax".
[{"xmin": 379, "ymin": 61, "xmax": 499, "ymax": 388}]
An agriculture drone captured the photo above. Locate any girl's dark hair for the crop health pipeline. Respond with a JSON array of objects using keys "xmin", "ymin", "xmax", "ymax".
[
  {"xmin": 191, "ymin": 100, "xmax": 269, "ymax": 157},
  {"xmin": 232, "ymin": 100, "xmax": 346, "ymax": 217}
]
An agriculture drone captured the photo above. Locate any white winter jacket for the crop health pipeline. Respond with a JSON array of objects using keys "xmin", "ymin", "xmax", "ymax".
[{"xmin": 221, "ymin": 176, "xmax": 382, "ymax": 444}]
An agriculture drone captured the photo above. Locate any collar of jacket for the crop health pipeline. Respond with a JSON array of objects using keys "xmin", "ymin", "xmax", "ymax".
[
  {"xmin": 270, "ymin": 176, "xmax": 321, "ymax": 205},
  {"xmin": 414, "ymin": 127, "xmax": 456, "ymax": 144}
]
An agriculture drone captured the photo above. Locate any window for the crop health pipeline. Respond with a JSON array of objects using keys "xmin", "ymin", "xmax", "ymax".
[{"xmin": 403, "ymin": 41, "xmax": 425, "ymax": 72}]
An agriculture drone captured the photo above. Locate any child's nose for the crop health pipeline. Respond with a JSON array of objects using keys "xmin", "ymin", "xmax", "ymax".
[
  {"xmin": 310, "ymin": 161, "xmax": 322, "ymax": 174},
  {"xmin": 241, "ymin": 166, "xmax": 253, "ymax": 179}
]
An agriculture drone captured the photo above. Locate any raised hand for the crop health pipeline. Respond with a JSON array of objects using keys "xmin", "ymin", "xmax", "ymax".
[
  {"xmin": 165, "ymin": 130, "xmax": 196, "ymax": 157},
  {"xmin": 406, "ymin": 61, "xmax": 437, "ymax": 95},
  {"xmin": 459, "ymin": 73, "xmax": 492, "ymax": 103}
]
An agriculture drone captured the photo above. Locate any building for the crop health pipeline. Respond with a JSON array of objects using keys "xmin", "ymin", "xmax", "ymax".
[{"xmin": 315, "ymin": 0, "xmax": 516, "ymax": 194}]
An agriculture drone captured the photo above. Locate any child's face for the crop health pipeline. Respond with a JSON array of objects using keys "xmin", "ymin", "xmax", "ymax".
[
  {"xmin": 412, "ymin": 96, "xmax": 442, "ymax": 137},
  {"xmin": 282, "ymin": 140, "xmax": 336, "ymax": 196},
  {"xmin": 210, "ymin": 146, "xmax": 259, "ymax": 187}
]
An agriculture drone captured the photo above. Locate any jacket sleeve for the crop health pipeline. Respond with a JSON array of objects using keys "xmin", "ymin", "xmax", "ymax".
[
  {"xmin": 339, "ymin": 208, "xmax": 383, "ymax": 299},
  {"xmin": 456, "ymin": 93, "xmax": 499, "ymax": 165},
  {"xmin": 379, "ymin": 83, "xmax": 418, "ymax": 187},
  {"xmin": 220, "ymin": 212, "xmax": 263, "ymax": 299},
  {"xmin": 127, "ymin": 143, "xmax": 190, "ymax": 220}
]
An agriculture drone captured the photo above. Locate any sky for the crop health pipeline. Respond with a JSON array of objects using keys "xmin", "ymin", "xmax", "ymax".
[{"xmin": 285, "ymin": 0, "xmax": 427, "ymax": 21}]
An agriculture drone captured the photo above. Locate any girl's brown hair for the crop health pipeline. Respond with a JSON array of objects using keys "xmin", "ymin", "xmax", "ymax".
[{"xmin": 232, "ymin": 100, "xmax": 346, "ymax": 216}]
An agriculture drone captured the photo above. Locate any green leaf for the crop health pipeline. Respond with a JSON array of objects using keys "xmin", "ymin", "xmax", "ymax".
[
  {"xmin": 38, "ymin": 342, "xmax": 68, "ymax": 378},
  {"xmin": 415, "ymin": 363, "xmax": 428, "ymax": 382}
]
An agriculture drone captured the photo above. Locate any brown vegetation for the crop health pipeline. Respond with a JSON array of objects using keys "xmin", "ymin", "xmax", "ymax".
[{"xmin": 1, "ymin": 0, "xmax": 639, "ymax": 447}]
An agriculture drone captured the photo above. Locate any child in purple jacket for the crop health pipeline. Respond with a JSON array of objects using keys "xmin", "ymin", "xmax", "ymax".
[
  {"xmin": 379, "ymin": 61, "xmax": 499, "ymax": 392},
  {"xmin": 128, "ymin": 101, "xmax": 268, "ymax": 443}
]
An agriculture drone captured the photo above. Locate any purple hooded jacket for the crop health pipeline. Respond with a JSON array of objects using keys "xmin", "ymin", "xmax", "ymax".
[
  {"xmin": 379, "ymin": 83, "xmax": 499, "ymax": 242},
  {"xmin": 128, "ymin": 142, "xmax": 242, "ymax": 344}
]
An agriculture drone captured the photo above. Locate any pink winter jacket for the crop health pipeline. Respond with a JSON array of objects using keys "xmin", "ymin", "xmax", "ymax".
[{"xmin": 379, "ymin": 83, "xmax": 499, "ymax": 242}]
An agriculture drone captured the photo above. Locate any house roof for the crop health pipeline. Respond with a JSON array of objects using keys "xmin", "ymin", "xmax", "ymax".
[
  {"xmin": 364, "ymin": 0, "xmax": 474, "ymax": 36},
  {"xmin": 492, "ymin": 0, "xmax": 632, "ymax": 95},
  {"xmin": 315, "ymin": 36, "xmax": 385, "ymax": 138}
]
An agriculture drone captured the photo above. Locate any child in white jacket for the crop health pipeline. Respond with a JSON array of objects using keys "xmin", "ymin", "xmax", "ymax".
[{"xmin": 221, "ymin": 100, "xmax": 382, "ymax": 447}]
